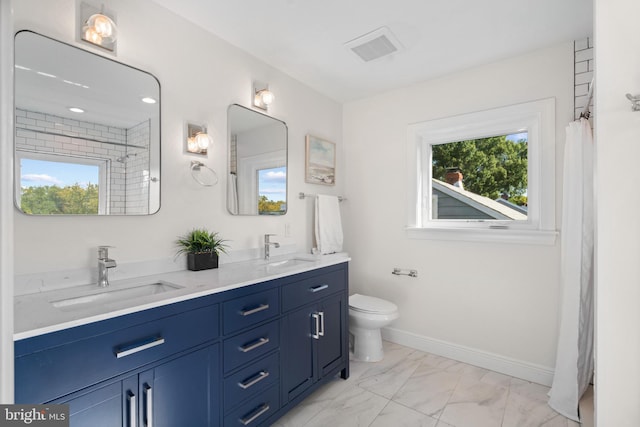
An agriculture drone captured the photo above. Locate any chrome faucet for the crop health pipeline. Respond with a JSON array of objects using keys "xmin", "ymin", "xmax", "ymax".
[
  {"xmin": 97, "ymin": 246, "xmax": 117, "ymax": 287},
  {"xmin": 264, "ymin": 234, "xmax": 280, "ymax": 260}
]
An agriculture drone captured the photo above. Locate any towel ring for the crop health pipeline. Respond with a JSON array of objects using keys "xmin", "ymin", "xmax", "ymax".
[{"xmin": 190, "ymin": 161, "xmax": 218, "ymax": 187}]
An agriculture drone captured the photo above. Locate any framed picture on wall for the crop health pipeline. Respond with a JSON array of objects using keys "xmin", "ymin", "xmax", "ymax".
[{"xmin": 305, "ymin": 135, "xmax": 336, "ymax": 185}]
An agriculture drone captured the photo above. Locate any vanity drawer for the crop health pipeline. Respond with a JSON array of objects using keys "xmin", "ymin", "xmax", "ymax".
[
  {"xmin": 223, "ymin": 320, "xmax": 279, "ymax": 373},
  {"xmin": 282, "ymin": 268, "xmax": 346, "ymax": 312},
  {"xmin": 224, "ymin": 352, "xmax": 279, "ymax": 412},
  {"xmin": 224, "ymin": 384, "xmax": 279, "ymax": 427},
  {"xmin": 223, "ymin": 288, "xmax": 279, "ymax": 335},
  {"xmin": 15, "ymin": 303, "xmax": 219, "ymax": 404}
]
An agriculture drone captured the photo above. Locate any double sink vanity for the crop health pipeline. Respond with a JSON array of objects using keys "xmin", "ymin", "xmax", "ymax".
[
  {"xmin": 14, "ymin": 253, "xmax": 350, "ymax": 426},
  {"xmin": 12, "ymin": 28, "xmax": 345, "ymax": 427}
]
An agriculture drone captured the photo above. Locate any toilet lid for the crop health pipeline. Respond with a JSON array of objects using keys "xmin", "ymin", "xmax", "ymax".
[{"xmin": 349, "ymin": 293, "xmax": 398, "ymax": 314}]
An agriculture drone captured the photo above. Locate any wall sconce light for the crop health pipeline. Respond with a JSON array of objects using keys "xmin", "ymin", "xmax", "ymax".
[
  {"xmin": 186, "ymin": 123, "xmax": 212, "ymax": 155},
  {"xmin": 80, "ymin": 2, "xmax": 118, "ymax": 52},
  {"xmin": 253, "ymin": 81, "xmax": 275, "ymax": 111}
]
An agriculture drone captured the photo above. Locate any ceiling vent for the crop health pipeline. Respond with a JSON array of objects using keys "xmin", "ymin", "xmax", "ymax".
[{"xmin": 344, "ymin": 26, "xmax": 403, "ymax": 62}]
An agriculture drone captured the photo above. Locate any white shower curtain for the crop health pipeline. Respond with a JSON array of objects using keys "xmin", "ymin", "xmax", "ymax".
[
  {"xmin": 227, "ymin": 173, "xmax": 238, "ymax": 215},
  {"xmin": 548, "ymin": 118, "xmax": 595, "ymax": 421}
]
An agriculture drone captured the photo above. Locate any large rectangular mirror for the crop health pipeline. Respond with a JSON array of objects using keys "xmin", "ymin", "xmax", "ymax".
[
  {"xmin": 227, "ymin": 104, "xmax": 287, "ymax": 215},
  {"xmin": 14, "ymin": 31, "xmax": 161, "ymax": 215}
]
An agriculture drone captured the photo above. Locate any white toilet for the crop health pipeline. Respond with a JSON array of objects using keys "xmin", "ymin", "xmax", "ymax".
[{"xmin": 348, "ymin": 293, "xmax": 399, "ymax": 362}]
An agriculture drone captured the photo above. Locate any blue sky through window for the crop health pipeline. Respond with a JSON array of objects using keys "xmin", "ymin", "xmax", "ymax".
[
  {"xmin": 258, "ymin": 166, "xmax": 286, "ymax": 202},
  {"xmin": 21, "ymin": 158, "xmax": 99, "ymax": 188}
]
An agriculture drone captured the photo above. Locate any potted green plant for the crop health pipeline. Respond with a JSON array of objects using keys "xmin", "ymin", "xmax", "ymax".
[{"xmin": 175, "ymin": 228, "xmax": 229, "ymax": 271}]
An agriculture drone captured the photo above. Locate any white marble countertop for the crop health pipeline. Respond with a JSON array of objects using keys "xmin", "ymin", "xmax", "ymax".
[{"xmin": 14, "ymin": 252, "xmax": 350, "ymax": 341}]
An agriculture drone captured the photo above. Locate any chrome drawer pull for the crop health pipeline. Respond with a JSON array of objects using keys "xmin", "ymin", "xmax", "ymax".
[
  {"xmin": 240, "ymin": 337, "xmax": 270, "ymax": 353},
  {"xmin": 311, "ymin": 313, "xmax": 320, "ymax": 339},
  {"xmin": 238, "ymin": 371, "xmax": 270, "ymax": 390},
  {"xmin": 318, "ymin": 311, "xmax": 325, "ymax": 337},
  {"xmin": 144, "ymin": 384, "xmax": 153, "ymax": 427},
  {"xmin": 310, "ymin": 284, "xmax": 329, "ymax": 293},
  {"xmin": 116, "ymin": 337, "xmax": 165, "ymax": 359},
  {"xmin": 240, "ymin": 304, "xmax": 270, "ymax": 316},
  {"xmin": 240, "ymin": 403, "xmax": 270, "ymax": 425},
  {"xmin": 128, "ymin": 392, "xmax": 137, "ymax": 427}
]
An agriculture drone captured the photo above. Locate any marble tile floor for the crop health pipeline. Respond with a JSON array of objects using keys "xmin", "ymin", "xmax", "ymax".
[{"xmin": 274, "ymin": 341, "xmax": 582, "ymax": 427}]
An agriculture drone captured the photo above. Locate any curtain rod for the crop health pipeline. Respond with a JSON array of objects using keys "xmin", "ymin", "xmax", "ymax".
[{"xmin": 15, "ymin": 127, "xmax": 147, "ymax": 150}]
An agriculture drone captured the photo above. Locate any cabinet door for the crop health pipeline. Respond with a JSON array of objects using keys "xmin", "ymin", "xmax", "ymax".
[
  {"xmin": 317, "ymin": 293, "xmax": 347, "ymax": 377},
  {"xmin": 140, "ymin": 344, "xmax": 219, "ymax": 427},
  {"xmin": 282, "ymin": 304, "xmax": 316, "ymax": 402},
  {"xmin": 59, "ymin": 381, "xmax": 125, "ymax": 427}
]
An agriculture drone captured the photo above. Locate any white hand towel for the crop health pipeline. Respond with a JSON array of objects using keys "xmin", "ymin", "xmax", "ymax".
[{"xmin": 315, "ymin": 195, "xmax": 343, "ymax": 254}]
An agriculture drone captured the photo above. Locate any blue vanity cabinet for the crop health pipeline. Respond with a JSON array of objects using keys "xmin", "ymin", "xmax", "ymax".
[
  {"xmin": 281, "ymin": 265, "xmax": 349, "ymax": 404},
  {"xmin": 15, "ymin": 295, "xmax": 221, "ymax": 426},
  {"xmin": 15, "ymin": 261, "xmax": 350, "ymax": 427}
]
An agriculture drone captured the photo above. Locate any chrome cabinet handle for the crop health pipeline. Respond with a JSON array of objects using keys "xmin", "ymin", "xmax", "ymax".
[
  {"xmin": 116, "ymin": 337, "xmax": 165, "ymax": 359},
  {"xmin": 240, "ymin": 304, "xmax": 270, "ymax": 316},
  {"xmin": 310, "ymin": 284, "xmax": 329, "ymax": 293},
  {"xmin": 238, "ymin": 371, "xmax": 270, "ymax": 390},
  {"xmin": 128, "ymin": 392, "xmax": 137, "ymax": 427},
  {"xmin": 318, "ymin": 311, "xmax": 325, "ymax": 337},
  {"xmin": 311, "ymin": 313, "xmax": 320, "ymax": 339},
  {"xmin": 240, "ymin": 403, "xmax": 270, "ymax": 425},
  {"xmin": 239, "ymin": 337, "xmax": 269, "ymax": 353},
  {"xmin": 144, "ymin": 384, "xmax": 153, "ymax": 427}
]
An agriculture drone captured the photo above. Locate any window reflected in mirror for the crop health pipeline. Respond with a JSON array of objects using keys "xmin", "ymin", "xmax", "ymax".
[
  {"xmin": 258, "ymin": 166, "xmax": 287, "ymax": 215},
  {"xmin": 17, "ymin": 154, "xmax": 105, "ymax": 215},
  {"xmin": 431, "ymin": 132, "xmax": 528, "ymax": 221}
]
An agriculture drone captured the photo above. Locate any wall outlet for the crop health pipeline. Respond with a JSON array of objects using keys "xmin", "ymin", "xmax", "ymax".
[{"xmin": 284, "ymin": 223, "xmax": 291, "ymax": 237}]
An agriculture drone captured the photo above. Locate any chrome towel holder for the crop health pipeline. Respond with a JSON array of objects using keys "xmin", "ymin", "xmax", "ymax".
[
  {"xmin": 626, "ymin": 93, "xmax": 640, "ymax": 112},
  {"xmin": 190, "ymin": 161, "xmax": 218, "ymax": 187}
]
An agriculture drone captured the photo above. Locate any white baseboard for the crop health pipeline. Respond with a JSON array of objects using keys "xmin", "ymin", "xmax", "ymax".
[{"xmin": 381, "ymin": 326, "xmax": 554, "ymax": 386}]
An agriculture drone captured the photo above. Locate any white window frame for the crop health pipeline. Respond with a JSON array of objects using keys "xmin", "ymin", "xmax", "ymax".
[
  {"xmin": 406, "ymin": 98, "xmax": 557, "ymax": 245},
  {"xmin": 15, "ymin": 150, "xmax": 110, "ymax": 215}
]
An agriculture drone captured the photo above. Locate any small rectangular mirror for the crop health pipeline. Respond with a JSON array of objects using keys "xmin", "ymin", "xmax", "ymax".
[
  {"xmin": 14, "ymin": 31, "xmax": 161, "ymax": 215},
  {"xmin": 227, "ymin": 104, "xmax": 287, "ymax": 215}
]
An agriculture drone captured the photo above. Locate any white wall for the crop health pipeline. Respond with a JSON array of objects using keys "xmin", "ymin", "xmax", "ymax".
[
  {"xmin": 0, "ymin": 0, "xmax": 15, "ymax": 403},
  {"xmin": 11, "ymin": 0, "xmax": 343, "ymax": 277},
  {"xmin": 343, "ymin": 43, "xmax": 574, "ymax": 379},
  {"xmin": 595, "ymin": 0, "xmax": 640, "ymax": 424}
]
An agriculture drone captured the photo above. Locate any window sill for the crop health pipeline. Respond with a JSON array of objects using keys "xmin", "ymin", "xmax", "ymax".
[{"xmin": 405, "ymin": 227, "xmax": 558, "ymax": 245}]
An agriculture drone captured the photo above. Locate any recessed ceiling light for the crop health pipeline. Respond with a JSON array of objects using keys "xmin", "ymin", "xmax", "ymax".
[
  {"xmin": 141, "ymin": 97, "xmax": 157, "ymax": 104},
  {"xmin": 15, "ymin": 64, "xmax": 31, "ymax": 71},
  {"xmin": 69, "ymin": 107, "xmax": 85, "ymax": 113}
]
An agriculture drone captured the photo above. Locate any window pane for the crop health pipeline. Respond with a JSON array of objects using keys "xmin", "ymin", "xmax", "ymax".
[
  {"xmin": 257, "ymin": 166, "xmax": 287, "ymax": 215},
  {"xmin": 431, "ymin": 133, "xmax": 528, "ymax": 221},
  {"xmin": 20, "ymin": 158, "xmax": 100, "ymax": 215}
]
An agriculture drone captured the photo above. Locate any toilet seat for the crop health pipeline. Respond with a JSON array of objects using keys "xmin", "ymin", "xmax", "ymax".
[{"xmin": 349, "ymin": 293, "xmax": 398, "ymax": 315}]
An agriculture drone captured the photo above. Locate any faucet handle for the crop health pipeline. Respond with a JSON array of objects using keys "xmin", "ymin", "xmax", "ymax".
[{"xmin": 98, "ymin": 245, "xmax": 114, "ymax": 259}]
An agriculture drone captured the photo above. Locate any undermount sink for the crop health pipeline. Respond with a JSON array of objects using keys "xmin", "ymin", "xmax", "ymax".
[
  {"xmin": 50, "ymin": 281, "xmax": 183, "ymax": 311},
  {"xmin": 266, "ymin": 258, "xmax": 313, "ymax": 268},
  {"xmin": 257, "ymin": 256, "xmax": 315, "ymax": 270}
]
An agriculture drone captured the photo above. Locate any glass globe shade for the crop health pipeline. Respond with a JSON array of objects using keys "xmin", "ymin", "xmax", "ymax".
[{"xmin": 195, "ymin": 133, "xmax": 212, "ymax": 150}]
